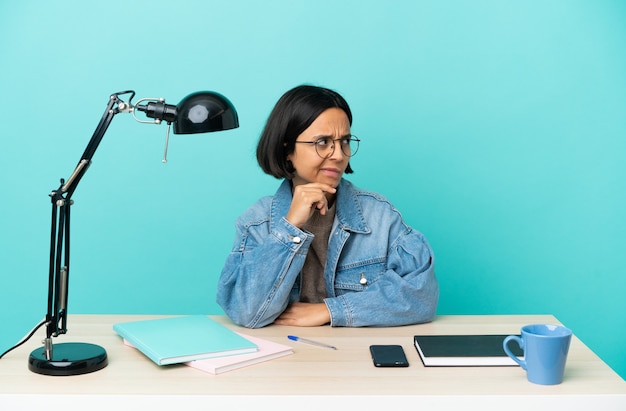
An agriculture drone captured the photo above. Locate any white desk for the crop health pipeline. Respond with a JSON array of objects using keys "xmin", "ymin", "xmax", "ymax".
[{"xmin": 1, "ymin": 314, "xmax": 624, "ymax": 410}]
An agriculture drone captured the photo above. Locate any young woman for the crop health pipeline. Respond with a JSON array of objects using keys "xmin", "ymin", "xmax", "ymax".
[{"xmin": 217, "ymin": 85, "xmax": 438, "ymax": 328}]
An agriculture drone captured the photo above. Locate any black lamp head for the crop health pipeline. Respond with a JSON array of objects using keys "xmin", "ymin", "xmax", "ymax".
[
  {"xmin": 174, "ymin": 91, "xmax": 239, "ymax": 134},
  {"xmin": 135, "ymin": 91, "xmax": 239, "ymax": 134}
]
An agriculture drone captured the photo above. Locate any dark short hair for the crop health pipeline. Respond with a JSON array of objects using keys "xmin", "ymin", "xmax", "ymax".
[{"xmin": 256, "ymin": 84, "xmax": 354, "ymax": 179}]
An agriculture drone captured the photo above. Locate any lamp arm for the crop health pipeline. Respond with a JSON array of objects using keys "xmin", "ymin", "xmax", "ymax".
[
  {"xmin": 44, "ymin": 91, "xmax": 135, "ymax": 349},
  {"xmin": 63, "ymin": 91, "xmax": 135, "ymax": 198}
]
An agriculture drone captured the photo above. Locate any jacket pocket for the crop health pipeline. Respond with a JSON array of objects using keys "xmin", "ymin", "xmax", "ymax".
[{"xmin": 334, "ymin": 259, "xmax": 385, "ymax": 293}]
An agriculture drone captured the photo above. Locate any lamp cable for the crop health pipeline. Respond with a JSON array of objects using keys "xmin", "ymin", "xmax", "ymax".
[{"xmin": 0, "ymin": 318, "xmax": 47, "ymax": 360}]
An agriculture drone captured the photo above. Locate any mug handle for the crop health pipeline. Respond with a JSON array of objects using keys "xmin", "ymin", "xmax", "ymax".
[{"xmin": 503, "ymin": 335, "xmax": 526, "ymax": 369}]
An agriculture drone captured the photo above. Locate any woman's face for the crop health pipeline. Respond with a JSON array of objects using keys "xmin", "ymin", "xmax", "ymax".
[{"xmin": 287, "ymin": 108, "xmax": 351, "ymax": 189}]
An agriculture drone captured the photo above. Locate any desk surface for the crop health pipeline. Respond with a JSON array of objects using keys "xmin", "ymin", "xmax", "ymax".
[{"xmin": 1, "ymin": 314, "xmax": 625, "ymax": 410}]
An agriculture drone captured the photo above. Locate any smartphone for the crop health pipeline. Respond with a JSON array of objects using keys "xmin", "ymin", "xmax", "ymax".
[{"xmin": 370, "ymin": 344, "xmax": 409, "ymax": 367}]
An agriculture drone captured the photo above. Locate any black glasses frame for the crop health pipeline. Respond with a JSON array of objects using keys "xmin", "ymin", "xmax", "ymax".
[{"xmin": 294, "ymin": 135, "xmax": 360, "ymax": 158}]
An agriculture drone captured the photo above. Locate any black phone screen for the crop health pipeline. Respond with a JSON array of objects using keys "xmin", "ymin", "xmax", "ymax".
[{"xmin": 370, "ymin": 345, "xmax": 409, "ymax": 367}]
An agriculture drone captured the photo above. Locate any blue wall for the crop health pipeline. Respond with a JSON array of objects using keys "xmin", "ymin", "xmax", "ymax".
[{"xmin": 1, "ymin": 1, "xmax": 624, "ymax": 379}]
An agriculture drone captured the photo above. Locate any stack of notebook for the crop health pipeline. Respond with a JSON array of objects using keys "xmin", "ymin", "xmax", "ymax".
[{"xmin": 113, "ymin": 315, "xmax": 293, "ymax": 374}]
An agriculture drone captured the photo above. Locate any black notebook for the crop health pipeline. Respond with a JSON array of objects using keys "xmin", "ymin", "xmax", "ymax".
[{"xmin": 413, "ymin": 334, "xmax": 523, "ymax": 367}]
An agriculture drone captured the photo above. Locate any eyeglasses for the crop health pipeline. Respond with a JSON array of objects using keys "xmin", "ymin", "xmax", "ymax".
[{"xmin": 294, "ymin": 135, "xmax": 360, "ymax": 158}]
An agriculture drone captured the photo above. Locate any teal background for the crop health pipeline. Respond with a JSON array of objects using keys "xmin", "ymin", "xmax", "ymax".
[{"xmin": 1, "ymin": 1, "xmax": 624, "ymax": 379}]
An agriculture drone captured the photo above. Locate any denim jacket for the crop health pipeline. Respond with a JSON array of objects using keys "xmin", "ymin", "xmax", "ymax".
[{"xmin": 217, "ymin": 178, "xmax": 438, "ymax": 328}]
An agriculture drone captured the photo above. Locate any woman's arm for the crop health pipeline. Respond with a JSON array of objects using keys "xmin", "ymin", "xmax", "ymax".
[
  {"xmin": 217, "ymin": 215, "xmax": 312, "ymax": 328},
  {"xmin": 325, "ymin": 228, "xmax": 438, "ymax": 327}
]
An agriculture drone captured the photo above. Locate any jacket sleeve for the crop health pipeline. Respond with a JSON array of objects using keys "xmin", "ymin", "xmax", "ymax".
[
  {"xmin": 324, "ymin": 227, "xmax": 439, "ymax": 327},
  {"xmin": 216, "ymin": 215, "xmax": 312, "ymax": 328}
]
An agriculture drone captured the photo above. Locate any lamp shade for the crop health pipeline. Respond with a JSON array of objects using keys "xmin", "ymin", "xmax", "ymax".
[{"xmin": 174, "ymin": 91, "xmax": 239, "ymax": 134}]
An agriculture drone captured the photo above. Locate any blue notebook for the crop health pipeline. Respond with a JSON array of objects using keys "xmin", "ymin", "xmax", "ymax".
[{"xmin": 113, "ymin": 315, "xmax": 258, "ymax": 365}]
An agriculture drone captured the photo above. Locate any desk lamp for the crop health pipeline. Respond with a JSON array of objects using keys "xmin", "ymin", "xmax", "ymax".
[{"xmin": 26, "ymin": 90, "xmax": 239, "ymax": 376}]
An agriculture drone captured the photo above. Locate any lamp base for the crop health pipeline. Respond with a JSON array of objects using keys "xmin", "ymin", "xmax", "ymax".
[{"xmin": 28, "ymin": 342, "xmax": 108, "ymax": 376}]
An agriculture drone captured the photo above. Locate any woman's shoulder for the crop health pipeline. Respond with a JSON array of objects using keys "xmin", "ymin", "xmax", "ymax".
[
  {"xmin": 341, "ymin": 179, "xmax": 394, "ymax": 207},
  {"xmin": 236, "ymin": 180, "xmax": 291, "ymax": 226},
  {"xmin": 346, "ymin": 181, "xmax": 416, "ymax": 231},
  {"xmin": 236, "ymin": 195, "xmax": 273, "ymax": 225}
]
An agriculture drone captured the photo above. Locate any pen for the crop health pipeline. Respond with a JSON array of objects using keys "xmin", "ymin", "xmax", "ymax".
[{"xmin": 287, "ymin": 335, "xmax": 337, "ymax": 350}]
